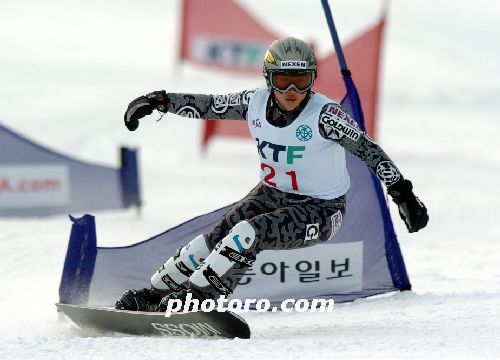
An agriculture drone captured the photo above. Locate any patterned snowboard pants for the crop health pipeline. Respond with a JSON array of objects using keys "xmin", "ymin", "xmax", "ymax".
[
  {"xmin": 196, "ymin": 182, "xmax": 346, "ymax": 297},
  {"xmin": 152, "ymin": 182, "xmax": 346, "ymax": 298}
]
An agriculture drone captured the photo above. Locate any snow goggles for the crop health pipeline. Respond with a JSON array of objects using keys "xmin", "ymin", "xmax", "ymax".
[{"xmin": 269, "ymin": 71, "xmax": 315, "ymax": 94}]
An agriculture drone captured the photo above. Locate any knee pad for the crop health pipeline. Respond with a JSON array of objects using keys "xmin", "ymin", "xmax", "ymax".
[
  {"xmin": 227, "ymin": 220, "xmax": 257, "ymax": 251},
  {"xmin": 151, "ymin": 234, "xmax": 210, "ymax": 291},
  {"xmin": 189, "ymin": 221, "xmax": 256, "ymax": 294}
]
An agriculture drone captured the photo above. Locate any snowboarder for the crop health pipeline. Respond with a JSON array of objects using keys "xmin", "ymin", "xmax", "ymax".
[{"xmin": 116, "ymin": 37, "xmax": 428, "ymax": 312}]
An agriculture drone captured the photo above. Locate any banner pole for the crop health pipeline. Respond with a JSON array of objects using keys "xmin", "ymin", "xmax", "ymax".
[
  {"xmin": 320, "ymin": 0, "xmax": 363, "ymax": 125},
  {"xmin": 320, "ymin": 0, "xmax": 348, "ymax": 71}
]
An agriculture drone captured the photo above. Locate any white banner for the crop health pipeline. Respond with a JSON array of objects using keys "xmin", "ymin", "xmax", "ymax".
[
  {"xmin": 0, "ymin": 165, "xmax": 70, "ymax": 208},
  {"xmin": 232, "ymin": 242, "xmax": 363, "ymax": 301},
  {"xmin": 191, "ymin": 36, "xmax": 268, "ymax": 69}
]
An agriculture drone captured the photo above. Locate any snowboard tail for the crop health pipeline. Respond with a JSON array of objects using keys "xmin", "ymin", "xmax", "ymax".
[{"xmin": 56, "ymin": 303, "xmax": 250, "ymax": 339}]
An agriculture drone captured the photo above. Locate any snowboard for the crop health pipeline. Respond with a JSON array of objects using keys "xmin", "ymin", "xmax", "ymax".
[{"xmin": 56, "ymin": 303, "xmax": 251, "ymax": 339}]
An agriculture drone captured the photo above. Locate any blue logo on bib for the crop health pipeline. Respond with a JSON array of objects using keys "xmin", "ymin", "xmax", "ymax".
[{"xmin": 296, "ymin": 125, "xmax": 313, "ymax": 141}]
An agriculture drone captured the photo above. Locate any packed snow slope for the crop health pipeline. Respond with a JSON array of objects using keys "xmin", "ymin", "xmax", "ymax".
[{"xmin": 1, "ymin": 0, "xmax": 499, "ymax": 359}]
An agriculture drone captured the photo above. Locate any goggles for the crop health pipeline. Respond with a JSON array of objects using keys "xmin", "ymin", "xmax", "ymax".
[{"xmin": 269, "ymin": 71, "xmax": 315, "ymax": 94}]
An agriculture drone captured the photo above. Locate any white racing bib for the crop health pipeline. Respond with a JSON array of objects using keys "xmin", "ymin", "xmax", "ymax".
[{"xmin": 247, "ymin": 88, "xmax": 350, "ymax": 199}]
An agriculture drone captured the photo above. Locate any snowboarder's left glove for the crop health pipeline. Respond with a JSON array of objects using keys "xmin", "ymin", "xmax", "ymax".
[
  {"xmin": 124, "ymin": 90, "xmax": 169, "ymax": 131},
  {"xmin": 388, "ymin": 179, "xmax": 429, "ymax": 233}
]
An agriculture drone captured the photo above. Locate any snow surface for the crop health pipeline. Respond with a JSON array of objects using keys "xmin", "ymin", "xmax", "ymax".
[{"xmin": 1, "ymin": 0, "xmax": 500, "ymax": 358}]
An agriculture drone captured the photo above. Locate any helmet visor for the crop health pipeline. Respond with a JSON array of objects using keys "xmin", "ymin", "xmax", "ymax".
[{"xmin": 270, "ymin": 71, "xmax": 314, "ymax": 94}]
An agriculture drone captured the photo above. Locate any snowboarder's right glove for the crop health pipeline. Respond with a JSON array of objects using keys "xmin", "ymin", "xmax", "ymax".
[
  {"xmin": 124, "ymin": 90, "xmax": 169, "ymax": 131},
  {"xmin": 388, "ymin": 179, "xmax": 429, "ymax": 233},
  {"xmin": 115, "ymin": 287, "xmax": 167, "ymax": 312}
]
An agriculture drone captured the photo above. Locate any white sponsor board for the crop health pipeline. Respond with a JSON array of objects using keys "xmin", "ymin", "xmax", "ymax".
[
  {"xmin": 0, "ymin": 165, "xmax": 70, "ymax": 208},
  {"xmin": 232, "ymin": 242, "xmax": 363, "ymax": 301},
  {"xmin": 191, "ymin": 36, "xmax": 268, "ymax": 69}
]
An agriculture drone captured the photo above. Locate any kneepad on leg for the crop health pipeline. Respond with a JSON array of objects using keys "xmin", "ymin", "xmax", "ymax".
[
  {"xmin": 189, "ymin": 221, "xmax": 256, "ymax": 297},
  {"xmin": 151, "ymin": 234, "xmax": 211, "ymax": 292}
]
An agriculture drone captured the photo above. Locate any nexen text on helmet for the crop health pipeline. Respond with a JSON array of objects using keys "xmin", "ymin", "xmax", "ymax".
[{"xmin": 280, "ymin": 61, "xmax": 308, "ymax": 69}]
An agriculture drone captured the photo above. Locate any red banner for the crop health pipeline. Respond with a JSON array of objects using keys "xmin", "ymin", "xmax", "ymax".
[
  {"xmin": 180, "ymin": 0, "xmax": 276, "ymax": 73},
  {"xmin": 314, "ymin": 20, "xmax": 386, "ymax": 138}
]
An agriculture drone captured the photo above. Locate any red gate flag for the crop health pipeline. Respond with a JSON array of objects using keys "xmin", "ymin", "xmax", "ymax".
[
  {"xmin": 179, "ymin": 0, "xmax": 276, "ymax": 72},
  {"xmin": 314, "ymin": 19, "xmax": 385, "ymax": 138},
  {"xmin": 179, "ymin": 0, "xmax": 385, "ymax": 146}
]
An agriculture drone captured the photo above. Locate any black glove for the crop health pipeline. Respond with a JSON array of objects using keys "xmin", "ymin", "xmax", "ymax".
[
  {"xmin": 124, "ymin": 90, "xmax": 169, "ymax": 131},
  {"xmin": 115, "ymin": 287, "xmax": 167, "ymax": 312},
  {"xmin": 388, "ymin": 179, "xmax": 429, "ymax": 233}
]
